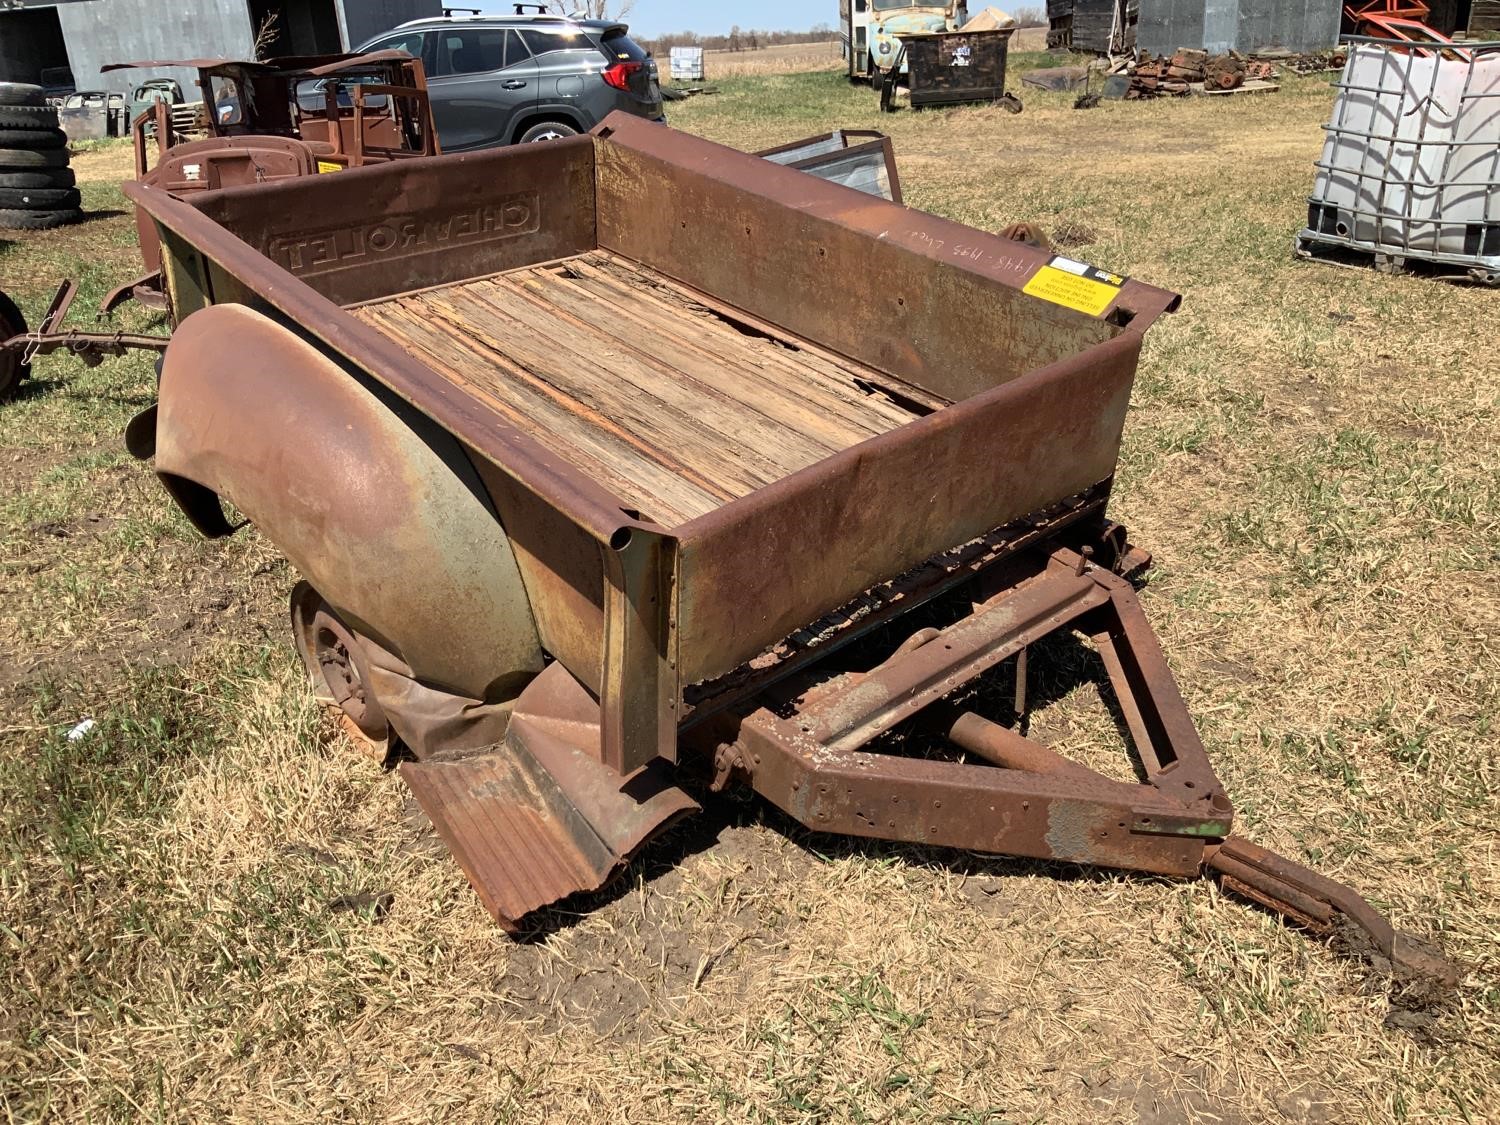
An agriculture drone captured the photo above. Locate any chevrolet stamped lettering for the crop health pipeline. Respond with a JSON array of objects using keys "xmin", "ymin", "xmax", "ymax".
[{"xmin": 269, "ymin": 194, "xmax": 540, "ymax": 276}]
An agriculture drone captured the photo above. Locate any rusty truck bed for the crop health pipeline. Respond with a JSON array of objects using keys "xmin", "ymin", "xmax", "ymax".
[
  {"xmin": 122, "ymin": 115, "xmax": 1461, "ymax": 986},
  {"xmin": 351, "ymin": 250, "xmax": 933, "ymax": 524}
]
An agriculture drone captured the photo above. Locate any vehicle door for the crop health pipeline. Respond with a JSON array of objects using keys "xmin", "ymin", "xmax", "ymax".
[{"xmin": 428, "ymin": 26, "xmax": 538, "ymax": 150}]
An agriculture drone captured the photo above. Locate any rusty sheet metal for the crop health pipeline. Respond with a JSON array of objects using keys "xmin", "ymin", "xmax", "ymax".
[
  {"xmin": 596, "ymin": 116, "xmax": 1128, "ymax": 405},
  {"xmin": 101, "ymin": 50, "xmax": 419, "ymax": 76},
  {"xmin": 123, "ymin": 150, "xmax": 647, "ymax": 553},
  {"xmin": 152, "ymin": 302, "xmax": 544, "ymax": 703},
  {"xmin": 672, "ymin": 332, "xmax": 1144, "ymax": 686},
  {"xmin": 184, "ymin": 141, "xmax": 594, "ymax": 306},
  {"xmin": 131, "ymin": 122, "xmax": 1169, "ymax": 744},
  {"xmin": 402, "ymin": 663, "xmax": 698, "ymax": 930},
  {"xmin": 681, "ymin": 490, "xmax": 1112, "ymax": 724},
  {"xmin": 592, "ymin": 114, "xmax": 1180, "ymax": 389}
]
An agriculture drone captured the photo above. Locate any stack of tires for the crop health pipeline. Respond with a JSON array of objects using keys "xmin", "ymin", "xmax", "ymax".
[{"xmin": 0, "ymin": 81, "xmax": 81, "ymax": 231}]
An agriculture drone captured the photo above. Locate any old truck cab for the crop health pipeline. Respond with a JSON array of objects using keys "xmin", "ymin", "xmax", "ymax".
[{"xmin": 843, "ymin": 0, "xmax": 968, "ymax": 80}]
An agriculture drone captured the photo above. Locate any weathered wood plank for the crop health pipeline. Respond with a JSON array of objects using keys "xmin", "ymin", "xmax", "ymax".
[{"xmin": 350, "ymin": 250, "xmax": 933, "ymax": 527}]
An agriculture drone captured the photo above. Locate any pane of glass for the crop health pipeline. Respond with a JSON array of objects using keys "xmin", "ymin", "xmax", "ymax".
[
  {"xmin": 436, "ymin": 29, "xmax": 508, "ymax": 76},
  {"xmin": 369, "ymin": 31, "xmax": 426, "ymax": 57},
  {"xmin": 520, "ymin": 28, "xmax": 593, "ymax": 57},
  {"xmin": 600, "ymin": 30, "xmax": 650, "ymax": 62},
  {"xmin": 210, "ymin": 76, "xmax": 241, "ymax": 125}
]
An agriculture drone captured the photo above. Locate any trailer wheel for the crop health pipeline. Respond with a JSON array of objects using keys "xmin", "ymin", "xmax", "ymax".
[
  {"xmin": 0, "ymin": 288, "xmax": 29, "ymax": 400},
  {"xmin": 291, "ymin": 581, "xmax": 392, "ymax": 758}
]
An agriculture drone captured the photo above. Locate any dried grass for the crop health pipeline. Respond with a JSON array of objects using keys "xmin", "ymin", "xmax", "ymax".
[
  {"xmin": 695, "ymin": 41, "xmax": 844, "ymax": 79},
  {"xmin": 2, "ymin": 66, "xmax": 1497, "ymax": 1122}
]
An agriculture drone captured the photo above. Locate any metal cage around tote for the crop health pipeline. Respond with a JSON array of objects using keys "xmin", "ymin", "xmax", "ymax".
[{"xmin": 1297, "ymin": 36, "xmax": 1500, "ymax": 283}]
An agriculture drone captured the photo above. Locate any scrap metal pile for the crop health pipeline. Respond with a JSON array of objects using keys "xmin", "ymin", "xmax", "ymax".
[{"xmin": 1127, "ymin": 48, "xmax": 1277, "ymax": 97}]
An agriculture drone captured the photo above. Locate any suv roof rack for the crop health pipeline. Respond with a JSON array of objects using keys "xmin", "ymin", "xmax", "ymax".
[{"xmin": 396, "ymin": 11, "xmax": 588, "ymax": 28}]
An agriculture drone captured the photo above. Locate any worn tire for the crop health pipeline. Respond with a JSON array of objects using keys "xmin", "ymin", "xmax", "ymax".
[
  {"xmin": 0, "ymin": 83, "xmax": 45, "ymax": 108},
  {"xmin": 0, "ymin": 127, "xmax": 67, "ymax": 150},
  {"xmin": 0, "ymin": 168, "xmax": 74, "ymax": 189},
  {"xmin": 0, "ymin": 146, "xmax": 69, "ymax": 169},
  {"xmin": 0, "ymin": 288, "xmax": 29, "ymax": 399},
  {"xmin": 0, "ymin": 105, "xmax": 60, "ymax": 129},
  {"xmin": 518, "ymin": 120, "xmax": 578, "ymax": 143},
  {"xmin": 0, "ymin": 186, "xmax": 79, "ymax": 210},
  {"xmin": 0, "ymin": 207, "xmax": 82, "ymax": 230}
]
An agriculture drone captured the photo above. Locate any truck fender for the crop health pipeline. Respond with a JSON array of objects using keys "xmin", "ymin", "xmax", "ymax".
[{"xmin": 150, "ymin": 303, "xmax": 545, "ymax": 705}]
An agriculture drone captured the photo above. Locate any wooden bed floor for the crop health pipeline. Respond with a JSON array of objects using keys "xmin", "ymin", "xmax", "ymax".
[{"xmin": 351, "ymin": 250, "xmax": 935, "ymax": 526}]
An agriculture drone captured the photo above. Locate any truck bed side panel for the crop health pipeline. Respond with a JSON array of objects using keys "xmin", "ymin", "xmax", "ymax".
[
  {"xmin": 593, "ymin": 122, "xmax": 1116, "ymax": 404},
  {"xmin": 191, "ymin": 137, "xmax": 598, "ymax": 308},
  {"xmin": 674, "ymin": 332, "xmax": 1142, "ymax": 685}
]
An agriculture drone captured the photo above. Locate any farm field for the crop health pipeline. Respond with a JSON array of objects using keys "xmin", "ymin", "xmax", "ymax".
[{"xmin": 1, "ymin": 58, "xmax": 1497, "ymax": 1122}]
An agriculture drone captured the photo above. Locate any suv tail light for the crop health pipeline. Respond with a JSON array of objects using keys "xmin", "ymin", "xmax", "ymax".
[{"xmin": 602, "ymin": 61, "xmax": 642, "ymax": 90}]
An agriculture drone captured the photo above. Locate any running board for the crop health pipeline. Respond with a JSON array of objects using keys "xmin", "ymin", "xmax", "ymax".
[{"xmin": 401, "ymin": 663, "xmax": 698, "ymax": 930}]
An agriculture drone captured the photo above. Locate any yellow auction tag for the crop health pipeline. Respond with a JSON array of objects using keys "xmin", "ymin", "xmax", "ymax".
[
  {"xmin": 317, "ymin": 161, "xmax": 344, "ymax": 174},
  {"xmin": 1022, "ymin": 255, "xmax": 1126, "ymax": 317}
]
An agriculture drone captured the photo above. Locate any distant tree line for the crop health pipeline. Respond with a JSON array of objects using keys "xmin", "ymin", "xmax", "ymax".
[{"xmin": 639, "ymin": 24, "xmax": 840, "ymax": 54}]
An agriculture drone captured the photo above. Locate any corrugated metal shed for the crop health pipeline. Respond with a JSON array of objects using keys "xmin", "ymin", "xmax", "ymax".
[
  {"xmin": 1136, "ymin": 0, "xmax": 1342, "ymax": 55},
  {"xmin": 1047, "ymin": 0, "xmax": 1342, "ymax": 55},
  {"xmin": 57, "ymin": 0, "xmax": 255, "ymax": 98},
  {"xmin": 0, "ymin": 0, "xmax": 440, "ymax": 96},
  {"xmin": 339, "ymin": 0, "xmax": 440, "ymax": 51}
]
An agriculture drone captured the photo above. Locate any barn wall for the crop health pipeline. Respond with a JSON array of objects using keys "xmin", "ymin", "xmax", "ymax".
[{"xmin": 55, "ymin": 0, "xmax": 254, "ymax": 96}]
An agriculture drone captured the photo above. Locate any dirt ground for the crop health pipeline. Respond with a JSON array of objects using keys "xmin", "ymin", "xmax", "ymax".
[{"xmin": 1, "ymin": 60, "xmax": 1496, "ymax": 1122}]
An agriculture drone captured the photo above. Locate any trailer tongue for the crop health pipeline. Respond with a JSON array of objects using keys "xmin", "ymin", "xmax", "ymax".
[{"xmin": 123, "ymin": 113, "xmax": 1456, "ymax": 989}]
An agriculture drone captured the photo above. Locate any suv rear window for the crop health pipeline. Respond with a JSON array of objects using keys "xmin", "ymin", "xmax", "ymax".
[
  {"xmin": 520, "ymin": 28, "xmax": 594, "ymax": 57},
  {"xmin": 599, "ymin": 30, "xmax": 650, "ymax": 63}
]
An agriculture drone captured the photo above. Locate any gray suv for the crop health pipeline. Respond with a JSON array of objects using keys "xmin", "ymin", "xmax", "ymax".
[{"xmin": 357, "ymin": 13, "xmax": 664, "ymax": 150}]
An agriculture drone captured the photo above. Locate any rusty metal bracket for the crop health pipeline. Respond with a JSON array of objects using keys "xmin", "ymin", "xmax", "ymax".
[
  {"xmin": 1, "ymin": 279, "xmax": 169, "ymax": 370},
  {"xmin": 680, "ymin": 539, "xmax": 1457, "ymax": 987},
  {"xmin": 600, "ymin": 525, "xmax": 677, "ymax": 775},
  {"xmin": 686, "ymin": 544, "xmax": 1234, "ymax": 877},
  {"xmin": 1207, "ymin": 837, "xmax": 1459, "ymax": 987}
]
